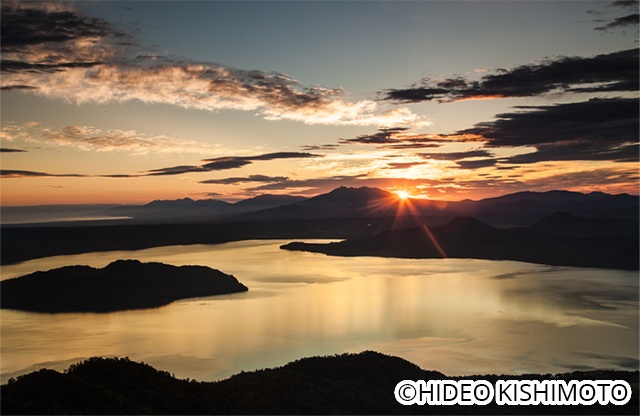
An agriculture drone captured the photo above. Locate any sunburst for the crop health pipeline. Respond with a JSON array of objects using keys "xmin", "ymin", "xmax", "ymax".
[{"xmin": 395, "ymin": 190, "xmax": 410, "ymax": 199}]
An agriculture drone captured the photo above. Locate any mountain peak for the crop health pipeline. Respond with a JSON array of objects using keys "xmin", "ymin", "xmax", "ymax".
[{"xmin": 322, "ymin": 186, "xmax": 392, "ymax": 199}]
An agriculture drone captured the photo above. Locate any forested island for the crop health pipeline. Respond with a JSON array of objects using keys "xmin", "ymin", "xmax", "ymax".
[
  {"xmin": 1, "ymin": 351, "xmax": 638, "ymax": 414},
  {"xmin": 0, "ymin": 260, "xmax": 248, "ymax": 313}
]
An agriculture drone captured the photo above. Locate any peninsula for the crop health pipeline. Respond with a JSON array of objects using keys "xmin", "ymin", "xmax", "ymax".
[{"xmin": 0, "ymin": 260, "xmax": 248, "ymax": 313}]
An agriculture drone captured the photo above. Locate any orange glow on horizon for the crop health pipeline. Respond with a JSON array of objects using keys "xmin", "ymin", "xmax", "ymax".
[{"xmin": 396, "ymin": 190, "xmax": 410, "ymax": 199}]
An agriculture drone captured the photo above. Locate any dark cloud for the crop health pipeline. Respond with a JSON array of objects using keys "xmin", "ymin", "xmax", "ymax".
[
  {"xmin": 506, "ymin": 143, "xmax": 638, "ymax": 164},
  {"xmin": 235, "ymin": 152, "xmax": 320, "ymax": 161},
  {"xmin": 1, "ymin": 60, "xmax": 103, "ymax": 73},
  {"xmin": 418, "ymin": 149, "xmax": 494, "ymax": 161},
  {"xmin": 200, "ymin": 175, "xmax": 289, "ymax": 185},
  {"xmin": 383, "ymin": 49, "xmax": 639, "ymax": 102},
  {"xmin": 416, "ymin": 149, "xmax": 497, "ymax": 169},
  {"xmin": 1, "ymin": 152, "xmax": 321, "ymax": 179},
  {"xmin": 1, "ymin": 2, "xmax": 123, "ymax": 73},
  {"xmin": 458, "ymin": 97, "xmax": 639, "ymax": 163},
  {"xmin": 300, "ymin": 144, "xmax": 339, "ymax": 151},
  {"xmin": 611, "ymin": 1, "xmax": 639, "ymax": 9},
  {"xmin": 340, "ymin": 127, "xmax": 446, "ymax": 150},
  {"xmin": 0, "ymin": 148, "xmax": 27, "ymax": 153},
  {"xmin": 380, "ymin": 142, "xmax": 442, "ymax": 150},
  {"xmin": 595, "ymin": 14, "xmax": 639, "ymax": 31},
  {"xmin": 340, "ymin": 127, "xmax": 410, "ymax": 145},
  {"xmin": 0, "ymin": 4, "xmax": 116, "ymax": 48},
  {"xmin": 0, "ymin": 84, "xmax": 38, "ymax": 91},
  {"xmin": 147, "ymin": 152, "xmax": 321, "ymax": 176},
  {"xmin": 384, "ymin": 162, "xmax": 425, "ymax": 169},
  {"xmin": 455, "ymin": 159, "xmax": 499, "ymax": 169},
  {"xmin": 0, "ymin": 169, "xmax": 85, "ymax": 178}
]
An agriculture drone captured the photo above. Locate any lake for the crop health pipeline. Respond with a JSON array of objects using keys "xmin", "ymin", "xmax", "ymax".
[{"xmin": 1, "ymin": 240, "xmax": 638, "ymax": 382}]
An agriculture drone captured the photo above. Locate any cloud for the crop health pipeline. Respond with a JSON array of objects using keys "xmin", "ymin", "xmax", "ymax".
[
  {"xmin": 0, "ymin": 148, "xmax": 27, "ymax": 153},
  {"xmin": 382, "ymin": 49, "xmax": 638, "ymax": 102},
  {"xmin": 300, "ymin": 144, "xmax": 340, "ymax": 151},
  {"xmin": 384, "ymin": 161, "xmax": 425, "ymax": 169},
  {"xmin": 1, "ymin": 2, "xmax": 422, "ymax": 127},
  {"xmin": 595, "ymin": 14, "xmax": 639, "ymax": 31},
  {"xmin": 454, "ymin": 159, "xmax": 499, "ymax": 169},
  {"xmin": 146, "ymin": 152, "xmax": 322, "ymax": 176},
  {"xmin": 340, "ymin": 127, "xmax": 411, "ymax": 145},
  {"xmin": 457, "ymin": 97, "xmax": 639, "ymax": 163},
  {"xmin": 340, "ymin": 127, "xmax": 445, "ymax": 149},
  {"xmin": 0, "ymin": 84, "xmax": 38, "ymax": 91},
  {"xmin": 1, "ymin": 2, "xmax": 118, "ymax": 49},
  {"xmin": 3, "ymin": 123, "xmax": 224, "ymax": 155},
  {"xmin": 0, "ymin": 1, "xmax": 124, "ymax": 83},
  {"xmin": 42, "ymin": 125, "xmax": 200, "ymax": 154},
  {"xmin": 0, "ymin": 169, "xmax": 86, "ymax": 178},
  {"xmin": 418, "ymin": 149, "xmax": 494, "ymax": 161},
  {"xmin": 200, "ymin": 175, "xmax": 289, "ymax": 185},
  {"xmin": 416, "ymin": 149, "xmax": 497, "ymax": 169},
  {"xmin": 611, "ymin": 1, "xmax": 639, "ymax": 9},
  {"xmin": 0, "ymin": 149, "xmax": 322, "ymax": 179}
]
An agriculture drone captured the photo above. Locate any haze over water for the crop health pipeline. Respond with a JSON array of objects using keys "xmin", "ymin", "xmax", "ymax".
[{"xmin": 1, "ymin": 240, "xmax": 637, "ymax": 382}]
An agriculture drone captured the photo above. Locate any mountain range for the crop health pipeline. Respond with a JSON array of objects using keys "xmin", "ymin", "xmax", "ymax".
[
  {"xmin": 2, "ymin": 187, "xmax": 638, "ymax": 269},
  {"xmin": 104, "ymin": 187, "xmax": 638, "ymax": 226}
]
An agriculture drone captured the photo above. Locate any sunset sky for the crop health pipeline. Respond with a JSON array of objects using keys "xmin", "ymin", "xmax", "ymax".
[{"xmin": 1, "ymin": 0, "xmax": 638, "ymax": 205}]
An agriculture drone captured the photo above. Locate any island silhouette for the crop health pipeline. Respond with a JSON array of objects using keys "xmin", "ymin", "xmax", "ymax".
[{"xmin": 0, "ymin": 260, "xmax": 248, "ymax": 313}]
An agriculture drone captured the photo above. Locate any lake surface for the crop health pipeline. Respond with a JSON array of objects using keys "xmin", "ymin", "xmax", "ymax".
[{"xmin": 1, "ymin": 240, "xmax": 638, "ymax": 382}]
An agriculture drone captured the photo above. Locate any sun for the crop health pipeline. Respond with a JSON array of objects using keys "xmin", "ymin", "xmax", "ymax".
[{"xmin": 395, "ymin": 190, "xmax": 410, "ymax": 200}]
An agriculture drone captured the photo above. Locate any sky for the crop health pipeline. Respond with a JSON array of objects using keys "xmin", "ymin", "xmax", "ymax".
[{"xmin": 1, "ymin": 0, "xmax": 638, "ymax": 205}]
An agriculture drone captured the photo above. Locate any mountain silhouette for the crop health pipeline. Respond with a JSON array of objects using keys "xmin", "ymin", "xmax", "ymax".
[
  {"xmin": 233, "ymin": 194, "xmax": 307, "ymax": 207},
  {"xmin": 2, "ymin": 352, "xmax": 637, "ymax": 414},
  {"xmin": 2, "ymin": 187, "xmax": 637, "ymax": 268}
]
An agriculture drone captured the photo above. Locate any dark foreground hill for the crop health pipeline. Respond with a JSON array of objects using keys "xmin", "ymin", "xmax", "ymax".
[
  {"xmin": 282, "ymin": 215, "xmax": 639, "ymax": 270},
  {"xmin": 0, "ymin": 260, "xmax": 248, "ymax": 313},
  {"xmin": 1, "ymin": 352, "xmax": 637, "ymax": 415}
]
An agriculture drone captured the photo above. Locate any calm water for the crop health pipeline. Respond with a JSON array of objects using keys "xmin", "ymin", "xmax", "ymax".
[{"xmin": 1, "ymin": 240, "xmax": 638, "ymax": 382}]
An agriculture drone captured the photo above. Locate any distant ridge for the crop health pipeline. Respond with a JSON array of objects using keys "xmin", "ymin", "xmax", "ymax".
[
  {"xmin": 231, "ymin": 187, "xmax": 638, "ymax": 225},
  {"xmin": 233, "ymin": 194, "xmax": 307, "ymax": 207},
  {"xmin": 143, "ymin": 197, "xmax": 232, "ymax": 209},
  {"xmin": 2, "ymin": 187, "xmax": 637, "ymax": 266}
]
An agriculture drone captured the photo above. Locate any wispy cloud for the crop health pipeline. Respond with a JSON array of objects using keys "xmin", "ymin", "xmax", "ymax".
[
  {"xmin": 1, "ymin": 2, "xmax": 423, "ymax": 127},
  {"xmin": 611, "ymin": 0, "xmax": 639, "ymax": 8},
  {"xmin": 2, "ymin": 122, "xmax": 223, "ymax": 155},
  {"xmin": 146, "ymin": 152, "xmax": 322, "ymax": 176},
  {"xmin": 0, "ymin": 169, "xmax": 86, "ymax": 178},
  {"xmin": 340, "ymin": 127, "xmax": 411, "ymax": 145},
  {"xmin": 382, "ymin": 49, "xmax": 638, "ymax": 103},
  {"xmin": 595, "ymin": 14, "xmax": 639, "ymax": 31},
  {"xmin": 339, "ymin": 127, "xmax": 445, "ymax": 149},
  {"xmin": 42, "ymin": 125, "xmax": 221, "ymax": 155},
  {"xmin": 200, "ymin": 175, "xmax": 289, "ymax": 185}
]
